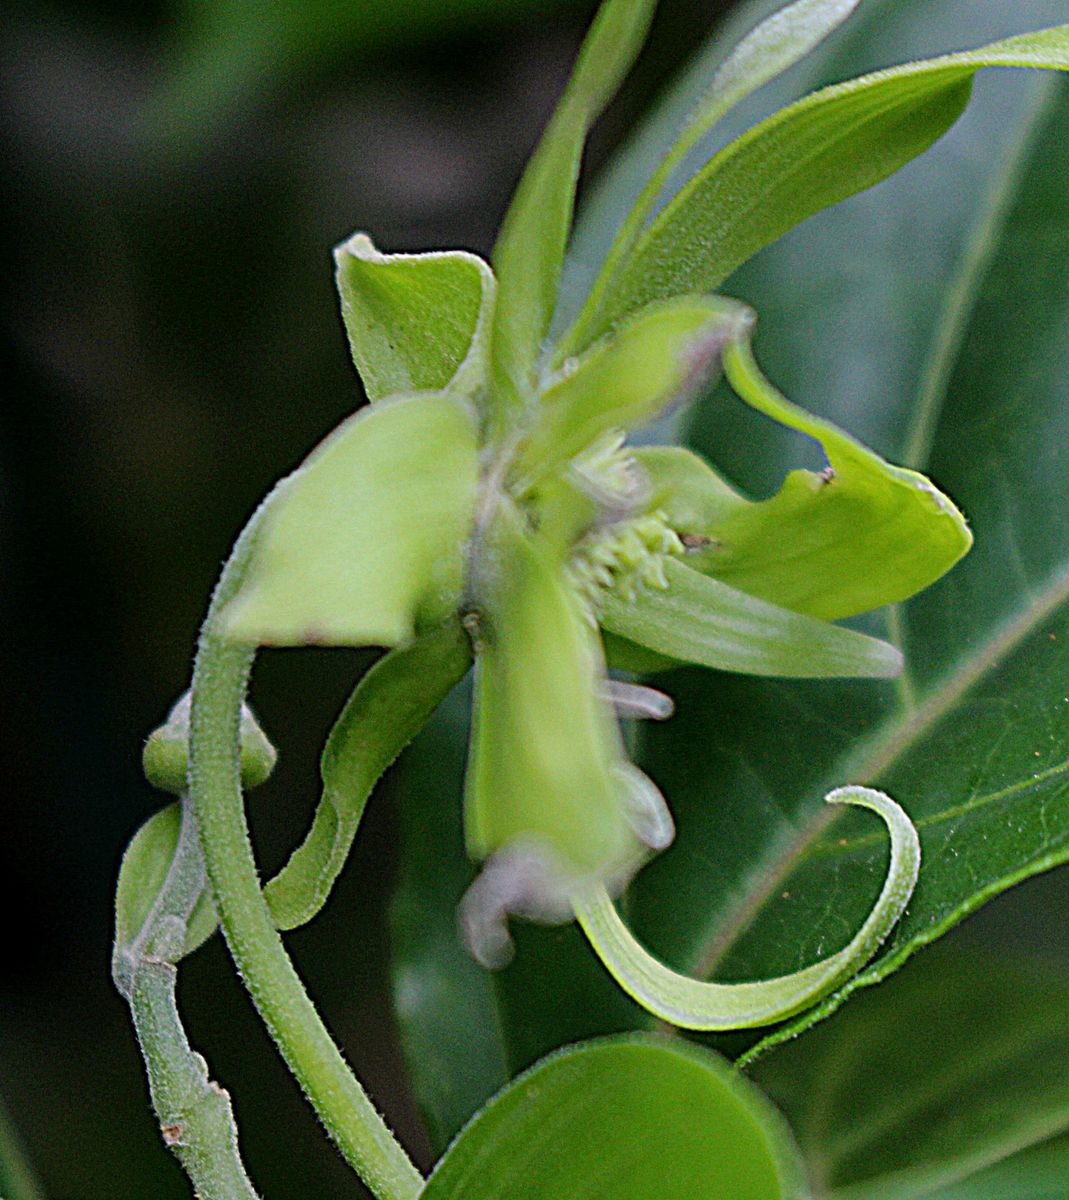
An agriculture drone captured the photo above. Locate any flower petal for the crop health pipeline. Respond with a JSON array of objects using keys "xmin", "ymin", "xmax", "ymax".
[
  {"xmin": 601, "ymin": 557, "xmax": 902, "ymax": 679},
  {"xmin": 222, "ymin": 391, "xmax": 478, "ymax": 647},
  {"xmin": 465, "ymin": 501, "xmax": 642, "ymax": 887},
  {"xmin": 335, "ymin": 232, "xmax": 495, "ymax": 403},
  {"xmin": 632, "ymin": 321, "xmax": 971, "ymax": 621},
  {"xmin": 515, "ymin": 296, "xmax": 745, "ymax": 486}
]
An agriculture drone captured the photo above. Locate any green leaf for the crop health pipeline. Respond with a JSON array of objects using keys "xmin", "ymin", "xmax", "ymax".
[
  {"xmin": 222, "ymin": 390, "xmax": 478, "ymax": 647},
  {"xmin": 921, "ymin": 1135, "xmax": 1069, "ymax": 1200},
  {"xmin": 0, "ymin": 1094, "xmax": 44, "ymax": 1200},
  {"xmin": 562, "ymin": 0, "xmax": 862, "ymax": 357},
  {"xmin": 623, "ymin": 21, "xmax": 1069, "ymax": 1059},
  {"xmin": 334, "ymin": 233, "xmax": 495, "ymax": 403},
  {"xmin": 265, "ymin": 620, "xmax": 472, "ymax": 930},
  {"xmin": 488, "ymin": 0, "xmax": 656, "ymax": 419},
  {"xmin": 601, "ymin": 558, "xmax": 903, "ymax": 679},
  {"xmin": 114, "ymin": 804, "xmax": 218, "ymax": 962},
  {"xmin": 390, "ymin": 683, "xmax": 512, "ymax": 1154},
  {"xmin": 515, "ymin": 295, "xmax": 745, "ymax": 484},
  {"xmin": 421, "ymin": 1035, "xmax": 809, "ymax": 1200},
  {"xmin": 749, "ymin": 939, "xmax": 1069, "ymax": 1199},
  {"xmin": 570, "ymin": 22, "xmax": 1069, "ymax": 346}
]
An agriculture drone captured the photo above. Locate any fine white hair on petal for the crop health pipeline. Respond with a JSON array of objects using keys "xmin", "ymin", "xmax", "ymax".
[
  {"xmin": 458, "ymin": 845, "xmax": 574, "ymax": 970},
  {"xmin": 614, "ymin": 763, "xmax": 675, "ymax": 851},
  {"xmin": 603, "ymin": 680, "xmax": 675, "ymax": 720}
]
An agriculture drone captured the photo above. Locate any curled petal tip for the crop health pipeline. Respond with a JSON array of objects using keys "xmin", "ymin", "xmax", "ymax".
[
  {"xmin": 573, "ymin": 785, "xmax": 920, "ymax": 1030},
  {"xmin": 615, "ymin": 762, "xmax": 675, "ymax": 852},
  {"xmin": 458, "ymin": 846, "xmax": 574, "ymax": 970},
  {"xmin": 604, "ymin": 680, "xmax": 675, "ymax": 720}
]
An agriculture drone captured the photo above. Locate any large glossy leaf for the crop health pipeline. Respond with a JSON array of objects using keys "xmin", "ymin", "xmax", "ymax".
[
  {"xmin": 921, "ymin": 1135, "xmax": 1069, "ymax": 1200},
  {"xmin": 390, "ymin": 0, "xmax": 1069, "ymax": 1147},
  {"xmin": 625, "ymin": 6, "xmax": 1069, "ymax": 1063},
  {"xmin": 566, "ymin": 21, "xmax": 1069, "ymax": 347},
  {"xmin": 749, "ymin": 939, "xmax": 1069, "ymax": 1198},
  {"xmin": 420, "ymin": 1036, "xmax": 809, "ymax": 1200}
]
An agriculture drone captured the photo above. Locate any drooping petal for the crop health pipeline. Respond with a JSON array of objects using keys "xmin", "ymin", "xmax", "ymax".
[
  {"xmin": 573, "ymin": 786, "xmax": 920, "ymax": 1030},
  {"xmin": 461, "ymin": 500, "xmax": 662, "ymax": 964},
  {"xmin": 631, "ymin": 319, "xmax": 971, "ymax": 621},
  {"xmin": 222, "ymin": 391, "xmax": 478, "ymax": 648},
  {"xmin": 465, "ymin": 500, "xmax": 641, "ymax": 878},
  {"xmin": 601, "ymin": 557, "xmax": 902, "ymax": 679},
  {"xmin": 335, "ymin": 232, "xmax": 495, "ymax": 402}
]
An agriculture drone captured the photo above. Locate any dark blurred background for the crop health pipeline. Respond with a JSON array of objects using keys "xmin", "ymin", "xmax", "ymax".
[{"xmin": 0, "ymin": 1, "xmax": 732, "ymax": 1196}]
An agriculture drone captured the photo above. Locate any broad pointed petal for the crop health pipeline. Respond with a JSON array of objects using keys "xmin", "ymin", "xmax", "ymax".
[
  {"xmin": 222, "ymin": 392, "xmax": 478, "ymax": 647},
  {"xmin": 465, "ymin": 502, "xmax": 641, "ymax": 884},
  {"xmin": 632, "ymin": 329, "xmax": 971, "ymax": 621}
]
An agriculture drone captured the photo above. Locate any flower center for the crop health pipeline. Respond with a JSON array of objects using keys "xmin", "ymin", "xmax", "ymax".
[{"xmin": 568, "ymin": 509, "xmax": 684, "ymax": 612}]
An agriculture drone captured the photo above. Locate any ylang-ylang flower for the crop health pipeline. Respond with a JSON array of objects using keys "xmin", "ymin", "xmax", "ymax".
[{"xmin": 217, "ymin": 229, "xmax": 967, "ymax": 1026}]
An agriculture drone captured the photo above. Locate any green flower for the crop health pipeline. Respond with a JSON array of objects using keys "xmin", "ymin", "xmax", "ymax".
[
  {"xmin": 219, "ymin": 227, "xmax": 966, "ymax": 997},
  {"xmin": 210, "ymin": 0, "xmax": 1059, "ymax": 1026}
]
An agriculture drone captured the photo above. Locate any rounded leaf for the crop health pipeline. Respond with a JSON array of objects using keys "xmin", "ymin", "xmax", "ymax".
[{"xmin": 421, "ymin": 1035, "xmax": 809, "ymax": 1200}]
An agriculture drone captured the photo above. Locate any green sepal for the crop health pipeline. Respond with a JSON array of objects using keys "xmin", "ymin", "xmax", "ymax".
[
  {"xmin": 142, "ymin": 690, "xmax": 277, "ymax": 794},
  {"xmin": 631, "ymin": 327, "xmax": 971, "ymax": 621},
  {"xmin": 222, "ymin": 390, "xmax": 479, "ymax": 648},
  {"xmin": 573, "ymin": 22, "xmax": 1069, "ymax": 345},
  {"xmin": 465, "ymin": 501, "xmax": 638, "ymax": 883},
  {"xmin": 334, "ymin": 232, "xmax": 495, "ymax": 403},
  {"xmin": 421, "ymin": 1035, "xmax": 809, "ymax": 1200},
  {"xmin": 264, "ymin": 620, "xmax": 473, "ymax": 930},
  {"xmin": 600, "ymin": 557, "xmax": 902, "ymax": 679},
  {"xmin": 515, "ymin": 295, "xmax": 746, "ymax": 485},
  {"xmin": 114, "ymin": 804, "xmax": 218, "ymax": 964},
  {"xmin": 488, "ymin": 0, "xmax": 657, "ymax": 424}
]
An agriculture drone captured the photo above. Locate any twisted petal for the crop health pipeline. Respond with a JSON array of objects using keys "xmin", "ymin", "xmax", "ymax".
[
  {"xmin": 634, "ymin": 312, "xmax": 971, "ymax": 621},
  {"xmin": 573, "ymin": 786, "xmax": 920, "ymax": 1030}
]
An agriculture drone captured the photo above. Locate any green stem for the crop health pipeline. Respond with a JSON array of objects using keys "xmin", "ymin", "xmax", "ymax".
[
  {"xmin": 114, "ymin": 798, "xmax": 259, "ymax": 1200},
  {"xmin": 188, "ymin": 514, "xmax": 424, "ymax": 1200}
]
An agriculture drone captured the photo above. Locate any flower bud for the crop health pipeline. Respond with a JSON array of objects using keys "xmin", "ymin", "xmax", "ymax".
[{"xmin": 143, "ymin": 691, "xmax": 277, "ymax": 794}]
